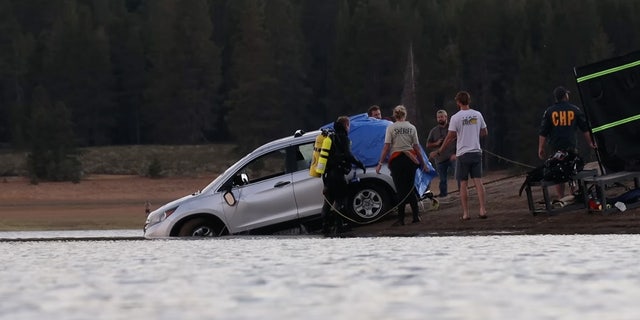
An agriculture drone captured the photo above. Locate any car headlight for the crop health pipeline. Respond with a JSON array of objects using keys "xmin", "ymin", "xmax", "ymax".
[{"xmin": 145, "ymin": 206, "xmax": 178, "ymax": 226}]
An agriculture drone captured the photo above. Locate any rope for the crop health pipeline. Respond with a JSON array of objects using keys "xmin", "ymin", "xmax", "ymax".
[
  {"xmin": 482, "ymin": 149, "xmax": 537, "ymax": 169},
  {"xmin": 322, "ymin": 180, "xmax": 427, "ymax": 226},
  {"xmin": 322, "ymin": 149, "xmax": 533, "ymax": 232},
  {"xmin": 322, "ymin": 178, "xmax": 439, "ymax": 225}
]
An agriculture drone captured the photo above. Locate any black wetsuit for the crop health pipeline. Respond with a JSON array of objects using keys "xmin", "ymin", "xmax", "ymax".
[{"xmin": 321, "ymin": 121, "xmax": 364, "ymax": 235}]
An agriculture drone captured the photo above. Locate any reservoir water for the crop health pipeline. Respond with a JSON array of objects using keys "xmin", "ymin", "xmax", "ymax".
[{"xmin": 1, "ymin": 231, "xmax": 639, "ymax": 320}]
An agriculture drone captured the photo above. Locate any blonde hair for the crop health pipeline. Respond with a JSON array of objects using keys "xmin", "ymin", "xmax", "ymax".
[
  {"xmin": 393, "ymin": 105, "xmax": 407, "ymax": 120},
  {"xmin": 436, "ymin": 109, "xmax": 447, "ymax": 116}
]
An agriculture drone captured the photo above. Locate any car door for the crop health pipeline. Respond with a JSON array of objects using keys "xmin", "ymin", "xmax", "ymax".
[
  {"xmin": 223, "ymin": 148, "xmax": 297, "ymax": 233},
  {"xmin": 288, "ymin": 142, "xmax": 324, "ymax": 218}
]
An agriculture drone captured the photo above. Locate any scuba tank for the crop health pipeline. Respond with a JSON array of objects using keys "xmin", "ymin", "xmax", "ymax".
[
  {"xmin": 309, "ymin": 131, "xmax": 328, "ymax": 177},
  {"xmin": 315, "ymin": 133, "xmax": 333, "ymax": 175}
]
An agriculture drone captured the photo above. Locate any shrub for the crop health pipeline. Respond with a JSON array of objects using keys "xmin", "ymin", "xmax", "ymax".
[{"xmin": 147, "ymin": 157, "xmax": 163, "ymax": 178}]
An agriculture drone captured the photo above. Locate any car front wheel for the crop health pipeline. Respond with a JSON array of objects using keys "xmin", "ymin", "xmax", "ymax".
[
  {"xmin": 348, "ymin": 182, "xmax": 391, "ymax": 224},
  {"xmin": 177, "ymin": 218, "xmax": 226, "ymax": 237}
]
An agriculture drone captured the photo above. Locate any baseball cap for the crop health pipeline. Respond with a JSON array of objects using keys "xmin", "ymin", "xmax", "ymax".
[{"xmin": 553, "ymin": 86, "xmax": 570, "ymax": 101}]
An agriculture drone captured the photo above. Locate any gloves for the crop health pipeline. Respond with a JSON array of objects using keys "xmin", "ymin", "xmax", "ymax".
[{"xmin": 357, "ymin": 161, "xmax": 366, "ymax": 174}]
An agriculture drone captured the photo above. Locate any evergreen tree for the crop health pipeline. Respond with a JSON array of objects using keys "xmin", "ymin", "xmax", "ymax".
[
  {"xmin": 325, "ymin": 0, "xmax": 353, "ymax": 118},
  {"xmin": 588, "ymin": 28, "xmax": 614, "ymax": 63},
  {"xmin": 411, "ymin": 0, "xmax": 460, "ymax": 133},
  {"xmin": 329, "ymin": 0, "xmax": 407, "ymax": 117},
  {"xmin": 42, "ymin": 0, "xmax": 115, "ymax": 146},
  {"xmin": 226, "ymin": 0, "xmax": 281, "ymax": 151},
  {"xmin": 105, "ymin": 0, "xmax": 146, "ymax": 144},
  {"xmin": 143, "ymin": 0, "xmax": 221, "ymax": 144},
  {"xmin": 8, "ymin": 0, "xmax": 59, "ymax": 36},
  {"xmin": 264, "ymin": 0, "xmax": 312, "ymax": 133},
  {"xmin": 596, "ymin": 0, "xmax": 640, "ymax": 54},
  {"xmin": 1, "ymin": 0, "xmax": 640, "ymax": 172},
  {"xmin": 504, "ymin": 1, "xmax": 550, "ymax": 166},
  {"xmin": 27, "ymin": 86, "xmax": 81, "ymax": 183},
  {"xmin": 299, "ymin": 0, "xmax": 339, "ymax": 126},
  {"xmin": 0, "ymin": 0, "xmax": 31, "ymax": 147}
]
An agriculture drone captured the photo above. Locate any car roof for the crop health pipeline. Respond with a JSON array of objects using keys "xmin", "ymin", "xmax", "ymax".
[{"xmin": 251, "ymin": 129, "xmax": 321, "ymax": 153}]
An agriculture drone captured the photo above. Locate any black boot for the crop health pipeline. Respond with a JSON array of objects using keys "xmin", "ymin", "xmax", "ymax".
[
  {"xmin": 411, "ymin": 206, "xmax": 421, "ymax": 223},
  {"xmin": 321, "ymin": 199, "xmax": 333, "ymax": 235},
  {"xmin": 410, "ymin": 198, "xmax": 421, "ymax": 223},
  {"xmin": 393, "ymin": 209, "xmax": 405, "ymax": 226},
  {"xmin": 337, "ymin": 218, "xmax": 351, "ymax": 233},
  {"xmin": 322, "ymin": 223, "xmax": 331, "ymax": 235},
  {"xmin": 323, "ymin": 210, "xmax": 337, "ymax": 235}
]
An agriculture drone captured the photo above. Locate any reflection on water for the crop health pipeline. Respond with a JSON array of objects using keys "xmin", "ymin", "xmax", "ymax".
[
  {"xmin": 1, "ymin": 233, "xmax": 640, "ymax": 320},
  {"xmin": 0, "ymin": 229, "xmax": 143, "ymax": 240}
]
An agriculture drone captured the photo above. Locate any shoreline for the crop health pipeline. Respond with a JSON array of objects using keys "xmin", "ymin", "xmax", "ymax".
[{"xmin": 1, "ymin": 173, "xmax": 639, "ymax": 235}]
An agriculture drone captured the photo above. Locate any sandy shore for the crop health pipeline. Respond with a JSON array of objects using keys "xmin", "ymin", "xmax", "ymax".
[
  {"xmin": 0, "ymin": 175, "xmax": 213, "ymax": 231},
  {"xmin": 1, "ymin": 172, "xmax": 639, "ymax": 235}
]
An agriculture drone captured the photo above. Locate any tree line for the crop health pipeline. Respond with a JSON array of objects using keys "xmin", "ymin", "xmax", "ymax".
[{"xmin": 1, "ymin": 0, "xmax": 639, "ymax": 176}]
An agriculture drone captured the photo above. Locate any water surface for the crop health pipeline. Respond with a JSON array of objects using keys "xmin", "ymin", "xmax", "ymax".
[{"xmin": 1, "ymin": 233, "xmax": 639, "ymax": 320}]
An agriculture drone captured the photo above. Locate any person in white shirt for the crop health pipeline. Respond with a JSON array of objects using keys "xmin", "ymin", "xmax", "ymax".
[{"xmin": 433, "ymin": 91, "xmax": 488, "ymax": 221}]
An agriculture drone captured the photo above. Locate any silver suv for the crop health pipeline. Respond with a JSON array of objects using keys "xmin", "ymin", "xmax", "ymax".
[{"xmin": 144, "ymin": 129, "xmax": 397, "ymax": 238}]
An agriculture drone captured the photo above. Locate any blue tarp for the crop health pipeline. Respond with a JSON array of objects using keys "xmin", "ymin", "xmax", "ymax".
[{"xmin": 321, "ymin": 113, "xmax": 437, "ymax": 195}]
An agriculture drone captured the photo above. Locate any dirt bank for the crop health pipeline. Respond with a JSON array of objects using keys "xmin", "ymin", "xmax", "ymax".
[
  {"xmin": 1, "ymin": 172, "xmax": 638, "ymax": 235},
  {"xmin": 0, "ymin": 175, "xmax": 213, "ymax": 231}
]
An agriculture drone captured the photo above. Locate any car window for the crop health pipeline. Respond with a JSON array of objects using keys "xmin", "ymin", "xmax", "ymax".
[
  {"xmin": 298, "ymin": 142, "xmax": 314, "ymax": 163},
  {"xmin": 291, "ymin": 142, "xmax": 314, "ymax": 172},
  {"xmin": 240, "ymin": 149, "xmax": 287, "ymax": 183}
]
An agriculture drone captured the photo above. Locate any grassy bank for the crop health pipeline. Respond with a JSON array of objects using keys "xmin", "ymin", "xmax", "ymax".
[{"xmin": 0, "ymin": 144, "xmax": 238, "ymax": 178}]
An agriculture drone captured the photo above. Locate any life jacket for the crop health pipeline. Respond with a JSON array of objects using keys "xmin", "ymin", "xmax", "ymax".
[{"xmin": 311, "ymin": 129, "xmax": 334, "ymax": 176}]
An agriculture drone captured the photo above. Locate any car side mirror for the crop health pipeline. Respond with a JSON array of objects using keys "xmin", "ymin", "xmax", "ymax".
[{"xmin": 223, "ymin": 190, "xmax": 237, "ymax": 206}]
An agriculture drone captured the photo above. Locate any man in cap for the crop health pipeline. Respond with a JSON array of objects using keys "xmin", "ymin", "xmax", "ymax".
[{"xmin": 538, "ymin": 86, "xmax": 597, "ymax": 198}]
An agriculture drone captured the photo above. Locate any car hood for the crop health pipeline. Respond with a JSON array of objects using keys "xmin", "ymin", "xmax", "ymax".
[{"xmin": 155, "ymin": 192, "xmax": 202, "ymax": 213}]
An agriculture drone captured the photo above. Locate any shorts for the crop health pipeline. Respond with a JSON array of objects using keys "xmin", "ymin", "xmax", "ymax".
[{"xmin": 455, "ymin": 152, "xmax": 483, "ymax": 181}]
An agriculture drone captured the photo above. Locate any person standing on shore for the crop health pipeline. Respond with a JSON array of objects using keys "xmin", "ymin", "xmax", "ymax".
[
  {"xmin": 426, "ymin": 109, "xmax": 457, "ymax": 198},
  {"xmin": 433, "ymin": 91, "xmax": 488, "ymax": 221},
  {"xmin": 376, "ymin": 105, "xmax": 429, "ymax": 226},
  {"xmin": 367, "ymin": 105, "xmax": 382, "ymax": 119},
  {"xmin": 538, "ymin": 86, "xmax": 597, "ymax": 199}
]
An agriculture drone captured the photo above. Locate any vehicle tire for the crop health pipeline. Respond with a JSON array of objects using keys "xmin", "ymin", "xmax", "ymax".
[
  {"xmin": 177, "ymin": 218, "xmax": 225, "ymax": 237},
  {"xmin": 347, "ymin": 182, "xmax": 391, "ymax": 224}
]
